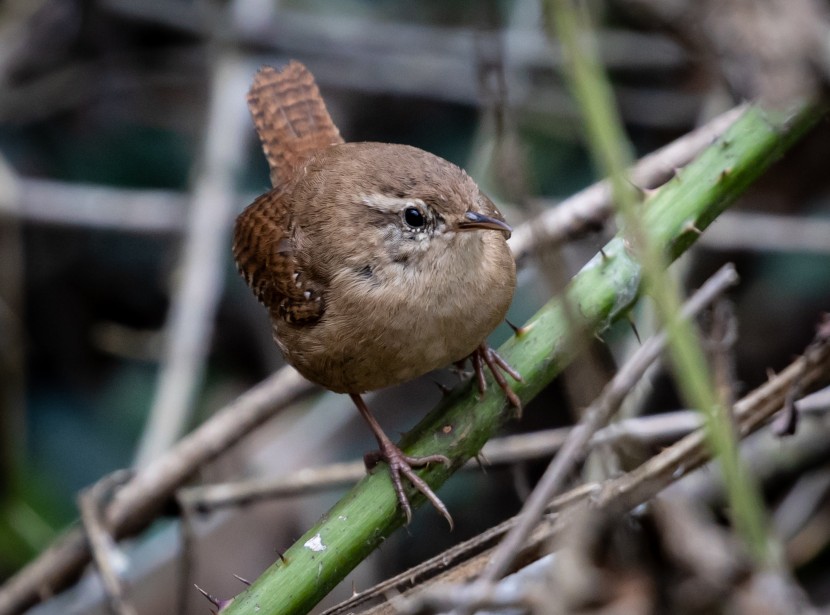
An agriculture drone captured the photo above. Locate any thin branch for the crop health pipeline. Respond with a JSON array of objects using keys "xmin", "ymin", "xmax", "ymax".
[
  {"xmin": 478, "ymin": 263, "xmax": 739, "ymax": 585},
  {"xmin": 77, "ymin": 471, "xmax": 137, "ymax": 615},
  {"xmin": 507, "ymin": 104, "xmax": 746, "ymax": 264},
  {"xmin": 133, "ymin": 52, "xmax": 252, "ymax": 466},
  {"xmin": 777, "ymin": 466, "xmax": 830, "ymax": 543},
  {"xmin": 6, "ymin": 105, "xmax": 743, "ymax": 243},
  {"xmin": 406, "ymin": 338, "xmax": 830, "ymax": 615},
  {"xmin": 9, "ymin": 178, "xmax": 189, "ymax": 233},
  {"xmin": 181, "ymin": 461, "xmax": 365, "ymax": 512},
  {"xmin": 176, "ymin": 410, "xmax": 705, "ymax": 512},
  {"xmin": 0, "ymin": 366, "xmax": 313, "ymax": 615},
  {"xmin": 704, "ymin": 299, "xmax": 739, "ymax": 410},
  {"xmin": 796, "ymin": 383, "xmax": 830, "ymax": 412},
  {"xmin": 699, "ymin": 210, "xmax": 830, "ymax": 255},
  {"xmin": 326, "ymin": 330, "xmax": 830, "ymax": 615},
  {"xmin": 176, "ymin": 498, "xmax": 199, "ymax": 615}
]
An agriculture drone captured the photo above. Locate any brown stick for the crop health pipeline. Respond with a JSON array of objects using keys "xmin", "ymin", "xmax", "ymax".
[
  {"xmin": 478, "ymin": 264, "xmax": 739, "ymax": 584},
  {"xmin": 508, "ymin": 105, "xmax": 747, "ymax": 263},
  {"xmin": 0, "ymin": 367, "xmax": 313, "ymax": 615},
  {"xmin": 324, "ymin": 327, "xmax": 830, "ymax": 615},
  {"xmin": 176, "ymin": 410, "xmax": 709, "ymax": 512},
  {"xmin": 78, "ymin": 471, "xmax": 137, "ymax": 615}
]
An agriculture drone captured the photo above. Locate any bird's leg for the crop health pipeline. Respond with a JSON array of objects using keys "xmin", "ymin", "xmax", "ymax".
[
  {"xmin": 350, "ymin": 394, "xmax": 453, "ymax": 528},
  {"xmin": 469, "ymin": 342, "xmax": 523, "ymax": 415},
  {"xmin": 470, "ymin": 350, "xmax": 487, "ymax": 395}
]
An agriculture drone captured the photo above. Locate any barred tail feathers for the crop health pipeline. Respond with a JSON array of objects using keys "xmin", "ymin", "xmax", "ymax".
[{"xmin": 247, "ymin": 61, "xmax": 344, "ymax": 188}]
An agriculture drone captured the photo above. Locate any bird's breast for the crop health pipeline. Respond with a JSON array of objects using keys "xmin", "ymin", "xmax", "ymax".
[{"xmin": 275, "ymin": 233, "xmax": 515, "ymax": 394}]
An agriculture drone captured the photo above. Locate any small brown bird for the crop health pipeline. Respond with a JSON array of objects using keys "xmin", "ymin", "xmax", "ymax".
[{"xmin": 233, "ymin": 61, "xmax": 520, "ymax": 527}]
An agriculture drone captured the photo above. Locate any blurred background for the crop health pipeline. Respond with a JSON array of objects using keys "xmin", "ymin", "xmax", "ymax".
[{"xmin": 1, "ymin": 0, "xmax": 830, "ymax": 613}]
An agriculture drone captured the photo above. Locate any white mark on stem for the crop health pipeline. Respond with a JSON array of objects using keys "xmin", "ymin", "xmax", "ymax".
[{"xmin": 304, "ymin": 533, "xmax": 327, "ymax": 552}]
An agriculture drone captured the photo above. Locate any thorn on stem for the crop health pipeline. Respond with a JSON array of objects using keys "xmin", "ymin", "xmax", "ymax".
[
  {"xmin": 194, "ymin": 584, "xmax": 233, "ymax": 611},
  {"xmin": 233, "ymin": 574, "xmax": 251, "ymax": 586},
  {"xmin": 194, "ymin": 584, "xmax": 215, "ymax": 606},
  {"xmin": 433, "ymin": 380, "xmax": 453, "ymax": 396},
  {"xmin": 683, "ymin": 221, "xmax": 703, "ymax": 235},
  {"xmin": 506, "ymin": 318, "xmax": 531, "ymax": 337},
  {"xmin": 627, "ymin": 316, "xmax": 641, "ymax": 344}
]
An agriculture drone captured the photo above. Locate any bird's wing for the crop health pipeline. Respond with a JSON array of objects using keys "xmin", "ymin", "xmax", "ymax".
[{"xmin": 233, "ymin": 189, "xmax": 324, "ymax": 325}]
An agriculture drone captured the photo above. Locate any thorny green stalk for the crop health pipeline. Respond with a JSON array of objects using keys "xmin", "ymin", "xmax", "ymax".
[
  {"xmin": 545, "ymin": 0, "xmax": 770, "ymax": 562},
  {"xmin": 223, "ymin": 97, "xmax": 820, "ymax": 613},
  {"xmin": 221, "ymin": 12, "xmax": 822, "ymax": 609}
]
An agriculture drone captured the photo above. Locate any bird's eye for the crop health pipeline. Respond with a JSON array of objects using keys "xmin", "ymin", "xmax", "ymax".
[{"xmin": 403, "ymin": 206, "xmax": 425, "ymax": 228}]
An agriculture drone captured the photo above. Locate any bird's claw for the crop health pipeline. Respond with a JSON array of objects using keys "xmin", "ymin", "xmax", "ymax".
[
  {"xmin": 470, "ymin": 343, "xmax": 523, "ymax": 416},
  {"xmin": 367, "ymin": 441, "xmax": 453, "ymax": 529}
]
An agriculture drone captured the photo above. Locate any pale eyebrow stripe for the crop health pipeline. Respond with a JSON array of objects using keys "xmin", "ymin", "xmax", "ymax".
[{"xmin": 361, "ymin": 194, "xmax": 425, "ymax": 213}]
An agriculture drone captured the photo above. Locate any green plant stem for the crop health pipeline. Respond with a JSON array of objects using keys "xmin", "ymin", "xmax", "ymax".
[
  {"xmin": 544, "ymin": 0, "xmax": 797, "ymax": 563},
  {"xmin": 223, "ymin": 100, "xmax": 819, "ymax": 615}
]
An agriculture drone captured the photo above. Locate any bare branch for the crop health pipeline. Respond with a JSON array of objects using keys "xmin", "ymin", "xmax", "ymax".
[
  {"xmin": 134, "ymin": 53, "xmax": 253, "ymax": 466},
  {"xmin": 325, "ymin": 328, "xmax": 830, "ymax": 615},
  {"xmin": 508, "ymin": 104, "xmax": 746, "ymax": 263},
  {"xmin": 176, "ymin": 411, "xmax": 695, "ymax": 513},
  {"xmin": 0, "ymin": 367, "xmax": 313, "ymax": 615},
  {"xmin": 478, "ymin": 264, "xmax": 740, "ymax": 585},
  {"xmin": 77, "ymin": 471, "xmax": 137, "ymax": 615}
]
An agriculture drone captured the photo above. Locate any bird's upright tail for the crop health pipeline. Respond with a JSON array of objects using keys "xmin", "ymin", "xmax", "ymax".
[{"xmin": 247, "ymin": 61, "xmax": 344, "ymax": 188}]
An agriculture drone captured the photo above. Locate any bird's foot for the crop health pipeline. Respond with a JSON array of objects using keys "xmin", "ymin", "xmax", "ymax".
[
  {"xmin": 364, "ymin": 444, "xmax": 452, "ymax": 529},
  {"xmin": 350, "ymin": 393, "xmax": 453, "ymax": 528},
  {"xmin": 469, "ymin": 342, "xmax": 523, "ymax": 416}
]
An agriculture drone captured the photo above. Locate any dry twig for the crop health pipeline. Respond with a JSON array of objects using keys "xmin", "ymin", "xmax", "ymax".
[
  {"xmin": 508, "ymin": 104, "xmax": 746, "ymax": 263},
  {"xmin": 326, "ymin": 324, "xmax": 830, "ymax": 615},
  {"xmin": 0, "ymin": 367, "xmax": 312, "ymax": 615},
  {"xmin": 77, "ymin": 471, "xmax": 137, "ymax": 615},
  {"xmin": 478, "ymin": 264, "xmax": 740, "ymax": 585},
  {"xmin": 134, "ymin": 52, "xmax": 253, "ymax": 466},
  {"xmin": 176, "ymin": 410, "xmax": 698, "ymax": 512}
]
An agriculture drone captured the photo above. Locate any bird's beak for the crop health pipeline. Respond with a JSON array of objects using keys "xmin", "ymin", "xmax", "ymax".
[{"xmin": 456, "ymin": 211, "xmax": 512, "ymax": 235}]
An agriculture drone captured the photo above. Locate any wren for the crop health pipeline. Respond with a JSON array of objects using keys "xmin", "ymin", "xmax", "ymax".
[{"xmin": 233, "ymin": 61, "xmax": 520, "ymax": 527}]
